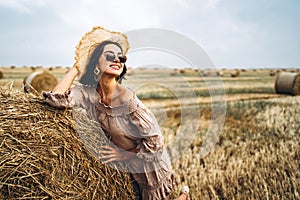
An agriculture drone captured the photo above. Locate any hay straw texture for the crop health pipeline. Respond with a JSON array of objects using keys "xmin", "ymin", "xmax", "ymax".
[
  {"xmin": 0, "ymin": 71, "xmax": 3, "ymax": 79},
  {"xmin": 23, "ymin": 71, "xmax": 58, "ymax": 93},
  {"xmin": 275, "ymin": 72, "xmax": 300, "ymax": 95},
  {"xmin": 0, "ymin": 87, "xmax": 136, "ymax": 199}
]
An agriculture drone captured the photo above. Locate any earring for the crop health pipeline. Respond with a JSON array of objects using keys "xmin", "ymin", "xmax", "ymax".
[
  {"xmin": 94, "ymin": 68, "xmax": 100, "ymax": 76},
  {"xmin": 94, "ymin": 68, "xmax": 101, "ymax": 82}
]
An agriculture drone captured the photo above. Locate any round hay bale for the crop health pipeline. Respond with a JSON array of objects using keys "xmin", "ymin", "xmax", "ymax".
[
  {"xmin": 0, "ymin": 88, "xmax": 136, "ymax": 199},
  {"xmin": 231, "ymin": 70, "xmax": 240, "ymax": 77},
  {"xmin": 0, "ymin": 70, "xmax": 3, "ymax": 79},
  {"xmin": 275, "ymin": 72, "xmax": 300, "ymax": 95},
  {"xmin": 269, "ymin": 70, "xmax": 277, "ymax": 76},
  {"xmin": 216, "ymin": 70, "xmax": 224, "ymax": 77},
  {"xmin": 23, "ymin": 71, "xmax": 58, "ymax": 93},
  {"xmin": 201, "ymin": 70, "xmax": 210, "ymax": 77},
  {"xmin": 179, "ymin": 69, "xmax": 186, "ymax": 74}
]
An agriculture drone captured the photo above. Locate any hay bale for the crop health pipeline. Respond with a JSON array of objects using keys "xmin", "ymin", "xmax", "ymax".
[
  {"xmin": 216, "ymin": 70, "xmax": 224, "ymax": 77},
  {"xmin": 275, "ymin": 72, "xmax": 300, "ymax": 95},
  {"xmin": 231, "ymin": 70, "xmax": 240, "ymax": 78},
  {"xmin": 269, "ymin": 70, "xmax": 277, "ymax": 76},
  {"xmin": 23, "ymin": 71, "xmax": 58, "ymax": 93},
  {"xmin": 201, "ymin": 70, "xmax": 210, "ymax": 77},
  {"xmin": 0, "ymin": 70, "xmax": 3, "ymax": 79},
  {"xmin": 0, "ymin": 87, "xmax": 136, "ymax": 199},
  {"xmin": 179, "ymin": 69, "xmax": 186, "ymax": 74}
]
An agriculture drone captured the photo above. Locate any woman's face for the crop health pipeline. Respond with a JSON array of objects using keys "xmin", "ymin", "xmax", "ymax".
[{"xmin": 98, "ymin": 43, "xmax": 124, "ymax": 78}]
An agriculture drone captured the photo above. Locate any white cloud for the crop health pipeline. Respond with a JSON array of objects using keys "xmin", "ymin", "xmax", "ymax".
[
  {"xmin": 207, "ymin": 0, "xmax": 220, "ymax": 9},
  {"xmin": 0, "ymin": 0, "xmax": 52, "ymax": 13},
  {"xmin": 177, "ymin": 0, "xmax": 189, "ymax": 8},
  {"xmin": 50, "ymin": 0, "xmax": 162, "ymax": 31},
  {"xmin": 0, "ymin": 0, "xmax": 31, "ymax": 13},
  {"xmin": 0, "ymin": 0, "xmax": 299, "ymax": 67}
]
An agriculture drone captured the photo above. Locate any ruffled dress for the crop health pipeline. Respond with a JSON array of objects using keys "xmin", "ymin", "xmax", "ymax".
[{"xmin": 42, "ymin": 85, "xmax": 174, "ymax": 200}]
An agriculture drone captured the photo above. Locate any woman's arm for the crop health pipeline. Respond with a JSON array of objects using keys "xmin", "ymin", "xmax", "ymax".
[{"xmin": 52, "ymin": 65, "xmax": 80, "ymax": 93}]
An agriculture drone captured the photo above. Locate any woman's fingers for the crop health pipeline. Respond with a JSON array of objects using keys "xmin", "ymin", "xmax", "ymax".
[
  {"xmin": 99, "ymin": 153, "xmax": 117, "ymax": 164},
  {"xmin": 99, "ymin": 145, "xmax": 115, "ymax": 151},
  {"xmin": 101, "ymin": 157, "xmax": 117, "ymax": 164},
  {"xmin": 99, "ymin": 145, "xmax": 121, "ymax": 164},
  {"xmin": 99, "ymin": 146, "xmax": 117, "ymax": 155},
  {"xmin": 99, "ymin": 153, "xmax": 116, "ymax": 159}
]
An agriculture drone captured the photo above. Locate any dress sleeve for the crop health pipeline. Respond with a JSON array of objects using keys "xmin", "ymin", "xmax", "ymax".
[
  {"xmin": 130, "ymin": 98, "xmax": 164, "ymax": 162},
  {"xmin": 42, "ymin": 85, "xmax": 90, "ymax": 109}
]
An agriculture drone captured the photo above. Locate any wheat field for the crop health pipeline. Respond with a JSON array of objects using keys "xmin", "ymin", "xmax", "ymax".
[{"xmin": 0, "ymin": 66, "xmax": 299, "ymax": 199}]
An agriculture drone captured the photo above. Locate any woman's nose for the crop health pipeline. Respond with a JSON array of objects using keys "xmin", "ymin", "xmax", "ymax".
[{"xmin": 113, "ymin": 57, "xmax": 120, "ymax": 63}]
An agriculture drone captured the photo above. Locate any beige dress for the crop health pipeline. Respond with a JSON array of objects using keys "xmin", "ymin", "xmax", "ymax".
[{"xmin": 43, "ymin": 84, "xmax": 174, "ymax": 200}]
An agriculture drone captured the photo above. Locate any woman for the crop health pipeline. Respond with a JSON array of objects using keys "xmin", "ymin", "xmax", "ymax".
[{"xmin": 42, "ymin": 26, "xmax": 189, "ymax": 200}]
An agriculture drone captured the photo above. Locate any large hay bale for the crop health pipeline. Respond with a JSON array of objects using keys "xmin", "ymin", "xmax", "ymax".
[
  {"xmin": 0, "ymin": 70, "xmax": 3, "ymax": 79},
  {"xmin": 275, "ymin": 72, "xmax": 300, "ymax": 95},
  {"xmin": 230, "ymin": 70, "xmax": 240, "ymax": 77},
  {"xmin": 0, "ymin": 87, "xmax": 136, "ymax": 199},
  {"xmin": 23, "ymin": 71, "xmax": 58, "ymax": 93}
]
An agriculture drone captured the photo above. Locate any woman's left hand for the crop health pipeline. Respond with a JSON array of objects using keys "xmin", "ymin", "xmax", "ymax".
[{"xmin": 99, "ymin": 145, "xmax": 127, "ymax": 164}]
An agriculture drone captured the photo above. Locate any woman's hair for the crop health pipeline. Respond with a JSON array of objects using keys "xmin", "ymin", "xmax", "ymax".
[{"xmin": 79, "ymin": 40, "xmax": 127, "ymax": 86}]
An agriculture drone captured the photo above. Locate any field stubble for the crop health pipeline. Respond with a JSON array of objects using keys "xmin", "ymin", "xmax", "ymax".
[
  {"xmin": 0, "ymin": 67, "xmax": 299, "ymax": 199},
  {"xmin": 159, "ymin": 98, "xmax": 300, "ymax": 199}
]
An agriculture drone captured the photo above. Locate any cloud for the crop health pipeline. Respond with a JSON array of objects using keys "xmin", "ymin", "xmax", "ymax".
[
  {"xmin": 49, "ymin": 0, "xmax": 163, "ymax": 30},
  {"xmin": 0, "ymin": 0, "xmax": 31, "ymax": 13},
  {"xmin": 0, "ymin": 0, "xmax": 299, "ymax": 67},
  {"xmin": 207, "ymin": 0, "xmax": 220, "ymax": 9}
]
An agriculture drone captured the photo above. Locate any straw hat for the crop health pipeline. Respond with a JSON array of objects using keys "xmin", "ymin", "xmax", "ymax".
[{"xmin": 74, "ymin": 26, "xmax": 130, "ymax": 78}]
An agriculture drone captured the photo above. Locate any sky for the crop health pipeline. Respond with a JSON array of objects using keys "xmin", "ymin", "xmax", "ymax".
[{"xmin": 0, "ymin": 0, "xmax": 299, "ymax": 69}]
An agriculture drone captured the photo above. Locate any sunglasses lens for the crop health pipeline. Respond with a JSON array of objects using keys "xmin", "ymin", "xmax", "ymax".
[
  {"xmin": 105, "ymin": 53, "xmax": 126, "ymax": 63},
  {"xmin": 118, "ymin": 56, "xmax": 127, "ymax": 63},
  {"xmin": 106, "ymin": 54, "xmax": 115, "ymax": 62}
]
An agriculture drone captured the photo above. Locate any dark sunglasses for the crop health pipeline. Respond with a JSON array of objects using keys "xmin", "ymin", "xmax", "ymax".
[{"xmin": 104, "ymin": 53, "xmax": 127, "ymax": 63}]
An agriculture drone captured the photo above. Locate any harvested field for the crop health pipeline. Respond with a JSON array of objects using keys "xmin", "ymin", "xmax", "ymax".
[
  {"xmin": 0, "ymin": 66, "xmax": 299, "ymax": 199},
  {"xmin": 166, "ymin": 97, "xmax": 300, "ymax": 199}
]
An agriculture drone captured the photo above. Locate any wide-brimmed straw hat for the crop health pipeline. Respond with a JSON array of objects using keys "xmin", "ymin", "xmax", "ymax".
[{"xmin": 74, "ymin": 26, "xmax": 130, "ymax": 79}]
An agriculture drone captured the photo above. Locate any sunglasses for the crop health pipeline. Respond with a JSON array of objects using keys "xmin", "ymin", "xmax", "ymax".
[{"xmin": 104, "ymin": 52, "xmax": 127, "ymax": 63}]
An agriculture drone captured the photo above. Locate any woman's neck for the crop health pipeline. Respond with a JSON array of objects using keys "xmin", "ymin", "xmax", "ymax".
[{"xmin": 98, "ymin": 77, "xmax": 118, "ymax": 105}]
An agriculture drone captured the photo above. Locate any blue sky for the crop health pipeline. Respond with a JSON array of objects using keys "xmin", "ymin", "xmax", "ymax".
[{"xmin": 0, "ymin": 0, "xmax": 299, "ymax": 69}]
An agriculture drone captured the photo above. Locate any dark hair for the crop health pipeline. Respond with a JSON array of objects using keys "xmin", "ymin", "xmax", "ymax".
[{"xmin": 79, "ymin": 40, "xmax": 127, "ymax": 86}]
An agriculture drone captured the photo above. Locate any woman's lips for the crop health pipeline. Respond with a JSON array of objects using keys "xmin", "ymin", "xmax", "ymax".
[{"xmin": 110, "ymin": 64, "xmax": 120, "ymax": 70}]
